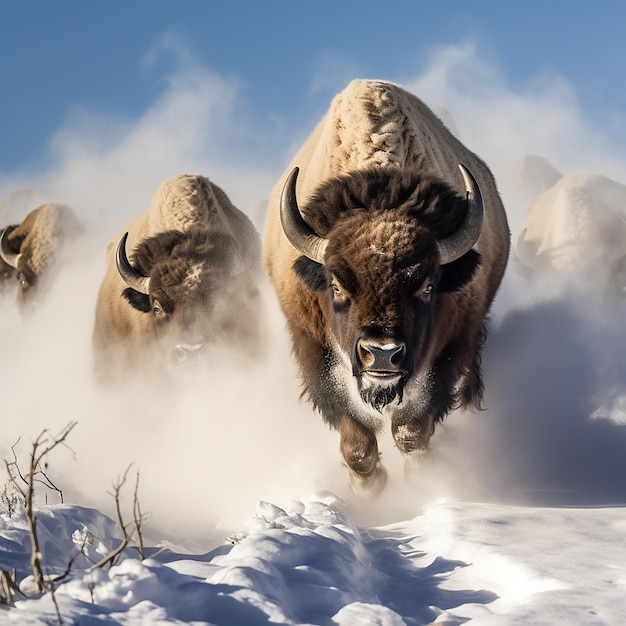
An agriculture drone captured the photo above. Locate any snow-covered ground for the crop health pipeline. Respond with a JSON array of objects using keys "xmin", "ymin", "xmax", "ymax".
[{"xmin": 3, "ymin": 492, "xmax": 626, "ymax": 624}]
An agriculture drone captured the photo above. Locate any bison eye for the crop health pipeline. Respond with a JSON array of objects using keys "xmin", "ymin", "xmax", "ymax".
[
  {"xmin": 330, "ymin": 280, "xmax": 351, "ymax": 311},
  {"xmin": 331, "ymin": 282, "xmax": 348, "ymax": 301},
  {"xmin": 414, "ymin": 281, "xmax": 433, "ymax": 302},
  {"xmin": 152, "ymin": 299, "xmax": 165, "ymax": 318}
]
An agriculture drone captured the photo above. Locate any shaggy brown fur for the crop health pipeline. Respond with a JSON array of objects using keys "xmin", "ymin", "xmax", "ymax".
[
  {"xmin": 0, "ymin": 203, "xmax": 81, "ymax": 307},
  {"xmin": 92, "ymin": 174, "xmax": 262, "ymax": 378},
  {"xmin": 264, "ymin": 80, "xmax": 510, "ymax": 495},
  {"xmin": 302, "ymin": 167, "xmax": 468, "ymax": 238}
]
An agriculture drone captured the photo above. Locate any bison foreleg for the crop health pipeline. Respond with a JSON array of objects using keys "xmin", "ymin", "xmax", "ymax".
[
  {"xmin": 338, "ymin": 415, "xmax": 387, "ymax": 497},
  {"xmin": 391, "ymin": 414, "xmax": 436, "ymax": 488},
  {"xmin": 391, "ymin": 363, "xmax": 454, "ymax": 454},
  {"xmin": 391, "ymin": 414, "xmax": 435, "ymax": 455}
]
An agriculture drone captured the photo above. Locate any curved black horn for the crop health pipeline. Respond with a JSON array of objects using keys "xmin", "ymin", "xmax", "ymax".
[
  {"xmin": 0, "ymin": 226, "xmax": 21, "ymax": 269},
  {"xmin": 280, "ymin": 167, "xmax": 328, "ymax": 264},
  {"xmin": 116, "ymin": 232, "xmax": 150, "ymax": 294},
  {"xmin": 436, "ymin": 164, "xmax": 484, "ymax": 265}
]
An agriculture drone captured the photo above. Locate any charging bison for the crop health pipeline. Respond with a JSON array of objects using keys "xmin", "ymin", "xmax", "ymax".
[
  {"xmin": 93, "ymin": 173, "xmax": 262, "ymax": 377},
  {"xmin": 0, "ymin": 203, "xmax": 81, "ymax": 307},
  {"xmin": 264, "ymin": 80, "xmax": 510, "ymax": 494},
  {"xmin": 515, "ymin": 172, "xmax": 626, "ymax": 295}
]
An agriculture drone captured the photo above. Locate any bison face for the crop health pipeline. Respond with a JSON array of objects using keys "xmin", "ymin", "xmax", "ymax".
[
  {"xmin": 0, "ymin": 225, "xmax": 42, "ymax": 308},
  {"xmin": 282, "ymin": 166, "xmax": 483, "ymax": 412},
  {"xmin": 0, "ymin": 205, "xmax": 81, "ymax": 309},
  {"xmin": 117, "ymin": 227, "xmax": 259, "ymax": 364}
]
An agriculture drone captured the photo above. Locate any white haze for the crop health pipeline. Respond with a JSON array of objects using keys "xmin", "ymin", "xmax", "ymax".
[{"xmin": 1, "ymin": 40, "xmax": 626, "ymax": 547}]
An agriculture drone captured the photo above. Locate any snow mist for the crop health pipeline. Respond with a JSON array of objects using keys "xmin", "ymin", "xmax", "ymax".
[{"xmin": 2, "ymin": 42, "xmax": 626, "ymax": 544}]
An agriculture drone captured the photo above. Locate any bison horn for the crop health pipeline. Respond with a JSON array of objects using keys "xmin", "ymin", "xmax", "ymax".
[
  {"xmin": 116, "ymin": 232, "xmax": 150, "ymax": 295},
  {"xmin": 436, "ymin": 164, "xmax": 484, "ymax": 265},
  {"xmin": 280, "ymin": 167, "xmax": 328, "ymax": 264},
  {"xmin": 0, "ymin": 226, "xmax": 21, "ymax": 269}
]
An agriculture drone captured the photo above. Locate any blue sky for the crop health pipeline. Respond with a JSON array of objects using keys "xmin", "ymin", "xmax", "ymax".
[
  {"xmin": 2, "ymin": 1, "xmax": 625, "ymax": 174},
  {"xmin": 1, "ymin": 0, "xmax": 625, "ymax": 246}
]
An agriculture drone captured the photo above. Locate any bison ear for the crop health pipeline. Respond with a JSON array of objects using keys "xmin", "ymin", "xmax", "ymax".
[
  {"xmin": 439, "ymin": 249, "xmax": 481, "ymax": 293},
  {"xmin": 122, "ymin": 288, "xmax": 151, "ymax": 313},
  {"xmin": 293, "ymin": 256, "xmax": 331, "ymax": 292}
]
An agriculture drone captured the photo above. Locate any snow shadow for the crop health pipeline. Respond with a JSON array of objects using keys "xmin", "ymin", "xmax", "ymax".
[
  {"xmin": 438, "ymin": 286, "xmax": 626, "ymax": 507},
  {"xmin": 1, "ymin": 498, "xmax": 498, "ymax": 626},
  {"xmin": 363, "ymin": 528, "xmax": 498, "ymax": 625},
  {"xmin": 150, "ymin": 506, "xmax": 497, "ymax": 626}
]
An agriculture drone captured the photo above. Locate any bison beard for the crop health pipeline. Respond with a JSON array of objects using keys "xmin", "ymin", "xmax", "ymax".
[{"xmin": 357, "ymin": 374, "xmax": 407, "ymax": 413}]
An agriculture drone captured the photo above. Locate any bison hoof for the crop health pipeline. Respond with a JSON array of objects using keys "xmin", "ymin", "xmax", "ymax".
[{"xmin": 348, "ymin": 465, "xmax": 388, "ymax": 500}]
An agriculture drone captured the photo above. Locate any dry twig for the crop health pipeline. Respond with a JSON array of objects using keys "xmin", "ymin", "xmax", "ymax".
[
  {"xmin": 4, "ymin": 422, "xmax": 77, "ymax": 594},
  {"xmin": 0, "ymin": 568, "xmax": 20, "ymax": 606},
  {"xmin": 90, "ymin": 464, "xmax": 150, "ymax": 569},
  {"xmin": 133, "ymin": 470, "xmax": 147, "ymax": 561}
]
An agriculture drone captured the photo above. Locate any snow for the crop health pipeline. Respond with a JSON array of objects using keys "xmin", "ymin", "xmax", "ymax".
[
  {"xmin": 3, "ymin": 496, "xmax": 626, "ymax": 624},
  {"xmin": 3, "ymin": 167, "xmax": 626, "ymax": 626},
  {"xmin": 3, "ymin": 54, "xmax": 626, "ymax": 624}
]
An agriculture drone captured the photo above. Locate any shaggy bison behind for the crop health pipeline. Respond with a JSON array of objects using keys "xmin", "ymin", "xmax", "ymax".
[
  {"xmin": 0, "ymin": 203, "xmax": 82, "ymax": 307},
  {"xmin": 515, "ymin": 171, "xmax": 626, "ymax": 295},
  {"xmin": 264, "ymin": 80, "xmax": 510, "ymax": 495},
  {"xmin": 93, "ymin": 173, "xmax": 263, "ymax": 378}
]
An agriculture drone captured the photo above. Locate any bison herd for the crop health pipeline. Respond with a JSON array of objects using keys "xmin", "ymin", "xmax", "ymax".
[{"xmin": 9, "ymin": 78, "xmax": 613, "ymax": 495}]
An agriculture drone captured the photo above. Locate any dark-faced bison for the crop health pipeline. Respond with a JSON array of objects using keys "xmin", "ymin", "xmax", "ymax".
[
  {"xmin": 93, "ymin": 173, "xmax": 263, "ymax": 377},
  {"xmin": 0, "ymin": 203, "xmax": 81, "ymax": 307},
  {"xmin": 264, "ymin": 80, "xmax": 510, "ymax": 494}
]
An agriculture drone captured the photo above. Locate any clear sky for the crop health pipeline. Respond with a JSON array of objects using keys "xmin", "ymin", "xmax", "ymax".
[{"xmin": 1, "ymin": 1, "xmax": 625, "ymax": 175}]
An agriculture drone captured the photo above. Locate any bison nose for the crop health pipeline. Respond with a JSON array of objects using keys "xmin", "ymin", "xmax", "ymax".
[
  {"xmin": 357, "ymin": 340, "xmax": 406, "ymax": 372},
  {"xmin": 173, "ymin": 343, "xmax": 206, "ymax": 364}
]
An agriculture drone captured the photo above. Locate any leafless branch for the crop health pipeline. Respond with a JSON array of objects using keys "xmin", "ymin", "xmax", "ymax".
[
  {"xmin": 133, "ymin": 470, "xmax": 147, "ymax": 561},
  {"xmin": 51, "ymin": 557, "xmax": 75, "ymax": 585},
  {"xmin": 4, "ymin": 422, "xmax": 78, "ymax": 594},
  {"xmin": 0, "ymin": 568, "xmax": 20, "ymax": 606},
  {"xmin": 6, "ymin": 437, "xmax": 27, "ymax": 497},
  {"xmin": 43, "ymin": 533, "xmax": 76, "ymax": 624},
  {"xmin": 48, "ymin": 579, "xmax": 63, "ymax": 625},
  {"xmin": 89, "ymin": 463, "xmax": 150, "ymax": 569},
  {"xmin": 90, "ymin": 466, "xmax": 134, "ymax": 570}
]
